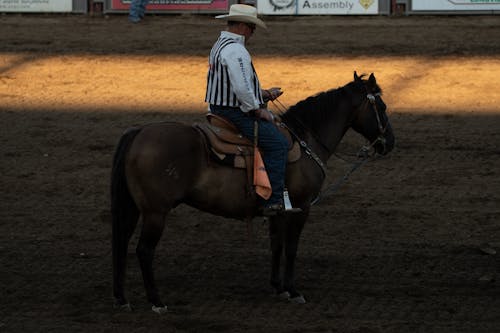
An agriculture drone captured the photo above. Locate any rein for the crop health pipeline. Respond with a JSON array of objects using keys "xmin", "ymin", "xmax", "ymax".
[
  {"xmin": 311, "ymin": 147, "xmax": 371, "ymax": 206},
  {"xmin": 271, "ymin": 99, "xmax": 328, "ymax": 178},
  {"xmin": 278, "ymin": 121, "xmax": 328, "ymax": 178}
]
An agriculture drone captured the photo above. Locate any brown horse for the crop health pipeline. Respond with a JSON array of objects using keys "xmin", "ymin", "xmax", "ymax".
[{"xmin": 111, "ymin": 72, "xmax": 395, "ymax": 313}]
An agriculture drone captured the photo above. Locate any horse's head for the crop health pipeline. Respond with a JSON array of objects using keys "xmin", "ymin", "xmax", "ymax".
[{"xmin": 349, "ymin": 72, "xmax": 395, "ymax": 155}]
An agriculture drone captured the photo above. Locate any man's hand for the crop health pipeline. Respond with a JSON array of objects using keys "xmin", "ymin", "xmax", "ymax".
[
  {"xmin": 255, "ymin": 108, "xmax": 275, "ymax": 122},
  {"xmin": 262, "ymin": 87, "xmax": 283, "ymax": 102}
]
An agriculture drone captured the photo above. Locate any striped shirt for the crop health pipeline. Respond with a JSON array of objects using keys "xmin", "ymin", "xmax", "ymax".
[{"xmin": 205, "ymin": 31, "xmax": 264, "ymax": 113}]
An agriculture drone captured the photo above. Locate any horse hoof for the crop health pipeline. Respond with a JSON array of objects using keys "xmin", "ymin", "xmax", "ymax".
[
  {"xmin": 277, "ymin": 291, "xmax": 291, "ymax": 300},
  {"xmin": 152, "ymin": 305, "xmax": 168, "ymax": 314},
  {"xmin": 114, "ymin": 302, "xmax": 132, "ymax": 312},
  {"xmin": 289, "ymin": 295, "xmax": 307, "ymax": 304}
]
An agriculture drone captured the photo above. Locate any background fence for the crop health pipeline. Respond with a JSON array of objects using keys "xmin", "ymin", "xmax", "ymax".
[{"xmin": 0, "ymin": 0, "xmax": 498, "ymax": 16}]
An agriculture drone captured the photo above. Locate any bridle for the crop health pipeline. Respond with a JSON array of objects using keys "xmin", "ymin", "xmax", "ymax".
[
  {"xmin": 363, "ymin": 92, "xmax": 390, "ymax": 156},
  {"xmin": 367, "ymin": 92, "xmax": 385, "ymax": 133},
  {"xmin": 271, "ymin": 89, "xmax": 390, "ymax": 205},
  {"xmin": 310, "ymin": 91, "xmax": 390, "ymax": 205}
]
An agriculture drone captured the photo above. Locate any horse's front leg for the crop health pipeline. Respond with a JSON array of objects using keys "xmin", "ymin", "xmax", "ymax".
[
  {"xmin": 136, "ymin": 212, "xmax": 169, "ymax": 314},
  {"xmin": 283, "ymin": 212, "xmax": 308, "ymax": 304},
  {"xmin": 269, "ymin": 216, "xmax": 287, "ymax": 297}
]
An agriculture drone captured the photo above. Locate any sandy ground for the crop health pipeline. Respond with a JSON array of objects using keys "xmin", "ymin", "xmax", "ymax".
[{"xmin": 1, "ymin": 13, "xmax": 500, "ymax": 333}]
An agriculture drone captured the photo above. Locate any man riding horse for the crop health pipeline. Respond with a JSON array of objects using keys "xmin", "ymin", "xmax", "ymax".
[
  {"xmin": 112, "ymin": 3, "xmax": 395, "ymax": 312},
  {"xmin": 205, "ymin": 4, "xmax": 300, "ymax": 216}
]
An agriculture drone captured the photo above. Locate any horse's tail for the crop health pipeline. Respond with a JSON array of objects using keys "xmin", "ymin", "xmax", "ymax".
[{"xmin": 111, "ymin": 127, "xmax": 141, "ymax": 305}]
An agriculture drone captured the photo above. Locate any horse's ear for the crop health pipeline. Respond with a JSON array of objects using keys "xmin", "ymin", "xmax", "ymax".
[
  {"xmin": 369, "ymin": 73, "xmax": 376, "ymax": 85},
  {"xmin": 354, "ymin": 71, "xmax": 361, "ymax": 81}
]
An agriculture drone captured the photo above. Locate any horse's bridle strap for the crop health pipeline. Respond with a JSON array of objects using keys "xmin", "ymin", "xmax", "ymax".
[
  {"xmin": 365, "ymin": 92, "xmax": 389, "ymax": 155},
  {"xmin": 279, "ymin": 122, "xmax": 328, "ymax": 178},
  {"xmin": 367, "ymin": 93, "xmax": 386, "ymax": 134}
]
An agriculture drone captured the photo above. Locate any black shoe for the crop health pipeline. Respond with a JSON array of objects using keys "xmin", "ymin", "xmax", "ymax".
[
  {"xmin": 261, "ymin": 203, "xmax": 283, "ymax": 217},
  {"xmin": 284, "ymin": 207, "xmax": 302, "ymax": 214},
  {"xmin": 261, "ymin": 203, "xmax": 302, "ymax": 217}
]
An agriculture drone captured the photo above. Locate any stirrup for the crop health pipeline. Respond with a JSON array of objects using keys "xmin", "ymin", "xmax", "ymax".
[{"xmin": 283, "ymin": 189, "xmax": 301, "ymax": 213}]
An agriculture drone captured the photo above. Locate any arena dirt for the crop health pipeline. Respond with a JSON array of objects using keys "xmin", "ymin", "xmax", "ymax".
[{"xmin": 0, "ymin": 14, "xmax": 499, "ymax": 333}]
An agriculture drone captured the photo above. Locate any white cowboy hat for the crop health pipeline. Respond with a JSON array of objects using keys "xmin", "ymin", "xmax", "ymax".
[{"xmin": 215, "ymin": 4, "xmax": 267, "ymax": 29}]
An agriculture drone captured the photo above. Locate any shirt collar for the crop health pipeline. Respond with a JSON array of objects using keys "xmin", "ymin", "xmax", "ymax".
[{"xmin": 221, "ymin": 31, "xmax": 245, "ymax": 45}]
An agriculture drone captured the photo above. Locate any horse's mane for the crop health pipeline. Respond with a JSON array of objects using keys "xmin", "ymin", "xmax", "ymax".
[
  {"xmin": 280, "ymin": 75, "xmax": 381, "ymax": 138},
  {"xmin": 280, "ymin": 86, "xmax": 346, "ymax": 138}
]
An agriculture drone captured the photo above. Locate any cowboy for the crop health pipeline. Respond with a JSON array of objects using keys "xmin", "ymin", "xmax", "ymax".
[{"xmin": 205, "ymin": 4, "xmax": 295, "ymax": 216}]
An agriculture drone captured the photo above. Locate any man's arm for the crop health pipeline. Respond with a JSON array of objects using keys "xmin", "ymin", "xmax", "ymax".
[{"xmin": 222, "ymin": 45, "xmax": 262, "ymax": 113}]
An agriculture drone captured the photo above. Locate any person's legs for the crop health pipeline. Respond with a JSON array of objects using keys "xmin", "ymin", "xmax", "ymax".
[
  {"xmin": 138, "ymin": 0, "xmax": 150, "ymax": 18},
  {"xmin": 128, "ymin": 0, "xmax": 141, "ymax": 22},
  {"xmin": 210, "ymin": 106, "xmax": 288, "ymax": 207},
  {"xmin": 256, "ymin": 120, "xmax": 288, "ymax": 205}
]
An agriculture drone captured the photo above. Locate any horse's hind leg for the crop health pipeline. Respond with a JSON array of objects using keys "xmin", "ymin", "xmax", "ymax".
[
  {"xmin": 136, "ymin": 211, "xmax": 168, "ymax": 313},
  {"xmin": 112, "ymin": 200, "xmax": 140, "ymax": 310}
]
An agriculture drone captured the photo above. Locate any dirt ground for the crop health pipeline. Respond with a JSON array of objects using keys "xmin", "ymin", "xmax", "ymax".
[{"xmin": 1, "ymin": 13, "xmax": 500, "ymax": 333}]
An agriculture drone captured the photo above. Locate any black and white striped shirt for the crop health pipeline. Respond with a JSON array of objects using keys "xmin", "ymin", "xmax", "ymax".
[{"xmin": 205, "ymin": 31, "xmax": 264, "ymax": 112}]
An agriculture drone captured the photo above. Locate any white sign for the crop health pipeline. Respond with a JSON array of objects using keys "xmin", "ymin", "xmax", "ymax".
[
  {"xmin": 412, "ymin": 0, "xmax": 500, "ymax": 11},
  {"xmin": 0, "ymin": 0, "xmax": 72, "ymax": 12},
  {"xmin": 258, "ymin": 0, "xmax": 378, "ymax": 15}
]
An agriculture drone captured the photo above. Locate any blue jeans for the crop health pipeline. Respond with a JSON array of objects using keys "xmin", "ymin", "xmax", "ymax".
[
  {"xmin": 210, "ymin": 105, "xmax": 289, "ymax": 206},
  {"xmin": 129, "ymin": 0, "xmax": 149, "ymax": 22}
]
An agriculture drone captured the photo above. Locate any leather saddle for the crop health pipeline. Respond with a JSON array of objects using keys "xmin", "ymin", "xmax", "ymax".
[{"xmin": 194, "ymin": 113, "xmax": 301, "ymax": 169}]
